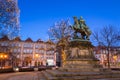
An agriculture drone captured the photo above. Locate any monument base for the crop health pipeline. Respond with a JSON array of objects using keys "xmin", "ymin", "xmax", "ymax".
[
  {"xmin": 61, "ymin": 59, "xmax": 102, "ymax": 72},
  {"xmin": 42, "ymin": 67, "xmax": 120, "ymax": 80}
]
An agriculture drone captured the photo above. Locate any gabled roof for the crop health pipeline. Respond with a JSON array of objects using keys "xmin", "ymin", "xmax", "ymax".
[
  {"xmin": 46, "ymin": 40, "xmax": 54, "ymax": 44},
  {"xmin": 0, "ymin": 36, "xmax": 9, "ymax": 41},
  {"xmin": 12, "ymin": 37, "xmax": 21, "ymax": 41},
  {"xmin": 36, "ymin": 38, "xmax": 44, "ymax": 43},
  {"xmin": 25, "ymin": 37, "xmax": 33, "ymax": 42}
]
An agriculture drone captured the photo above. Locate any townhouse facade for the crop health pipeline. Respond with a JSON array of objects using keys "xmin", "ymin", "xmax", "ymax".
[
  {"xmin": 93, "ymin": 46, "xmax": 120, "ymax": 67},
  {"xmin": 0, "ymin": 36, "xmax": 56, "ymax": 67}
]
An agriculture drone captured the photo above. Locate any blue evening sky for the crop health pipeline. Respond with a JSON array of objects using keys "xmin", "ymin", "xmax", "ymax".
[{"xmin": 18, "ymin": 0, "xmax": 120, "ymax": 41}]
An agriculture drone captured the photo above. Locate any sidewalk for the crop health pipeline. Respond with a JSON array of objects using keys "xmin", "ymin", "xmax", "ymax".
[{"xmin": 0, "ymin": 72, "xmax": 46, "ymax": 80}]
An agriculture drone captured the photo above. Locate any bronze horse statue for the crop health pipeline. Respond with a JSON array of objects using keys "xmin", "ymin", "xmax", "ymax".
[{"xmin": 72, "ymin": 16, "xmax": 91, "ymax": 40}]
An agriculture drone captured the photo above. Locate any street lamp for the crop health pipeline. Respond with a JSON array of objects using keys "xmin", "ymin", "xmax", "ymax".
[
  {"xmin": 35, "ymin": 54, "xmax": 40, "ymax": 67},
  {"xmin": 35, "ymin": 54, "xmax": 39, "ymax": 58},
  {"xmin": 34, "ymin": 54, "xmax": 40, "ymax": 71},
  {"xmin": 0, "ymin": 53, "xmax": 8, "ymax": 69}
]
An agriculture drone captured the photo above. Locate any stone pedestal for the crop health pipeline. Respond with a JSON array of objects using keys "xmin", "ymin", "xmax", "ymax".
[
  {"xmin": 67, "ymin": 40, "xmax": 95, "ymax": 58},
  {"xmin": 60, "ymin": 40, "xmax": 102, "ymax": 72},
  {"xmin": 61, "ymin": 59, "xmax": 102, "ymax": 72}
]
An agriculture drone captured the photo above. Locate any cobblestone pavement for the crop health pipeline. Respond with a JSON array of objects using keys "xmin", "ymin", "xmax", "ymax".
[{"xmin": 0, "ymin": 72, "xmax": 46, "ymax": 80}]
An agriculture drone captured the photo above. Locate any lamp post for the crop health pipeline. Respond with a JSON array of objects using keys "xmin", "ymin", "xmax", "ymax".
[
  {"xmin": 35, "ymin": 54, "xmax": 40, "ymax": 67},
  {"xmin": 34, "ymin": 54, "xmax": 40, "ymax": 71},
  {"xmin": 0, "ymin": 53, "xmax": 8, "ymax": 69}
]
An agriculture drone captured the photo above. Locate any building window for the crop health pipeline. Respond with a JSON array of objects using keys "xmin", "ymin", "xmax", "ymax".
[
  {"xmin": 36, "ymin": 45, "xmax": 39, "ymax": 48},
  {"xmin": 40, "ymin": 50, "xmax": 44, "ymax": 54},
  {"xmin": 30, "ymin": 50, "xmax": 33, "ymax": 53},
  {"xmin": 23, "ymin": 49, "xmax": 27, "ymax": 53},
  {"xmin": 18, "ymin": 44, "xmax": 21, "ymax": 47},
  {"xmin": 26, "ymin": 49, "xmax": 29, "ymax": 53},
  {"xmin": 18, "ymin": 49, "xmax": 21, "ymax": 52},
  {"xmin": 1, "ymin": 42, "xmax": 7, "ymax": 46},
  {"xmin": 14, "ymin": 49, "xmax": 17, "ymax": 53},
  {"xmin": 24, "ymin": 44, "xmax": 33, "ymax": 48}
]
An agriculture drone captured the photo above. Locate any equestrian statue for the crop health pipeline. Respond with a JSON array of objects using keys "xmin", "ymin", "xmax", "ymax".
[{"xmin": 72, "ymin": 16, "xmax": 91, "ymax": 40}]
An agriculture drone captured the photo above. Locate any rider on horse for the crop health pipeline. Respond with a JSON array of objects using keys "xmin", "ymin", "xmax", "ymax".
[{"xmin": 72, "ymin": 16, "xmax": 91, "ymax": 40}]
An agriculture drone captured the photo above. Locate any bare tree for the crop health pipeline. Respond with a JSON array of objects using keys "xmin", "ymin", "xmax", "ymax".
[
  {"xmin": 48, "ymin": 19, "xmax": 73, "ymax": 66},
  {"xmin": 0, "ymin": 0, "xmax": 20, "ymax": 40},
  {"xmin": 92, "ymin": 25, "xmax": 120, "ymax": 68},
  {"xmin": 48, "ymin": 19, "xmax": 73, "ymax": 43}
]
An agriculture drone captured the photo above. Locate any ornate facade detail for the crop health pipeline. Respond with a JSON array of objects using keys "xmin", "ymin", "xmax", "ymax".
[{"xmin": 0, "ymin": 37, "xmax": 56, "ymax": 67}]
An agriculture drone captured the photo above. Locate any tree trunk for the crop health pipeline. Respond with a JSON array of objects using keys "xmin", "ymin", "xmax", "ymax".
[{"xmin": 107, "ymin": 48, "xmax": 110, "ymax": 69}]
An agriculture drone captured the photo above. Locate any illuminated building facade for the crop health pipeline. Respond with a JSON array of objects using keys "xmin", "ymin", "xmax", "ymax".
[
  {"xmin": 93, "ymin": 46, "xmax": 120, "ymax": 67},
  {"xmin": 0, "ymin": 36, "xmax": 56, "ymax": 67}
]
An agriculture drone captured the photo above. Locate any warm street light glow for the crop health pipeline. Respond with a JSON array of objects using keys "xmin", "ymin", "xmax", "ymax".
[
  {"xmin": 0, "ymin": 53, "xmax": 8, "ymax": 59},
  {"xmin": 0, "ymin": 53, "xmax": 8, "ymax": 69},
  {"xmin": 35, "ymin": 54, "xmax": 40, "ymax": 67},
  {"xmin": 0, "ymin": 55, "xmax": 3, "ymax": 58},
  {"xmin": 113, "ymin": 55, "xmax": 117, "ymax": 61},
  {"xmin": 4, "ymin": 55, "xmax": 7, "ymax": 58},
  {"xmin": 35, "ymin": 54, "xmax": 39, "ymax": 58}
]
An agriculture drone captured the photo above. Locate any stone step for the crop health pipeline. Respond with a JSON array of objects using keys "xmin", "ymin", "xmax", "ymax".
[
  {"xmin": 91, "ymin": 78, "xmax": 120, "ymax": 80},
  {"xmin": 74, "ymin": 76, "xmax": 120, "ymax": 80},
  {"xmin": 63, "ymin": 64, "xmax": 102, "ymax": 69},
  {"xmin": 45, "ymin": 70, "xmax": 112, "ymax": 77},
  {"xmin": 64, "ymin": 63, "xmax": 99, "ymax": 66},
  {"xmin": 41, "ymin": 71, "xmax": 88, "ymax": 80},
  {"xmin": 46, "ymin": 70, "xmax": 107, "ymax": 77},
  {"xmin": 42, "ymin": 70, "xmax": 120, "ymax": 80},
  {"xmin": 64, "ymin": 65, "xmax": 96, "ymax": 69},
  {"xmin": 41, "ymin": 71, "xmax": 57, "ymax": 80},
  {"xmin": 59, "ymin": 68, "xmax": 101, "ymax": 72},
  {"xmin": 87, "ymin": 74, "xmax": 120, "ymax": 79}
]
